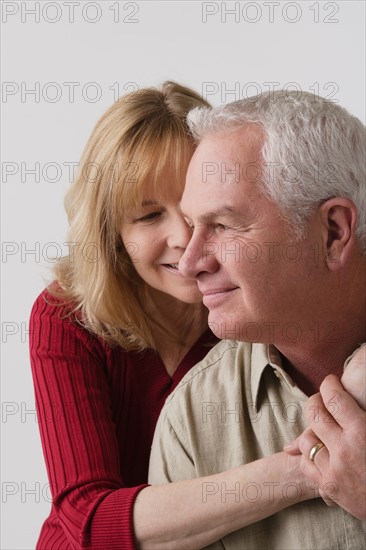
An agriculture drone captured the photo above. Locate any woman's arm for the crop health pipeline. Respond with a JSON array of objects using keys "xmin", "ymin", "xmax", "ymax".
[
  {"xmin": 30, "ymin": 291, "xmax": 146, "ymax": 549},
  {"xmin": 285, "ymin": 375, "xmax": 366, "ymax": 521},
  {"xmin": 134, "ymin": 451, "xmax": 316, "ymax": 550},
  {"xmin": 31, "ymin": 291, "xmax": 316, "ymax": 550}
]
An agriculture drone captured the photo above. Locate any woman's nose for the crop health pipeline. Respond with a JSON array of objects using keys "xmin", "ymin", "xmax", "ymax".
[{"xmin": 166, "ymin": 216, "xmax": 192, "ymax": 249}]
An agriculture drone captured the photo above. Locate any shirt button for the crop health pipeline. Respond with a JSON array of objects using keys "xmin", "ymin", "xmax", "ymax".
[{"xmin": 274, "ymin": 370, "xmax": 282, "ymax": 379}]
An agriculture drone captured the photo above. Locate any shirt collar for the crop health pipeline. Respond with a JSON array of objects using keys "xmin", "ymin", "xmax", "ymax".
[
  {"xmin": 250, "ymin": 342, "xmax": 366, "ymax": 412},
  {"xmin": 250, "ymin": 344, "xmax": 279, "ymax": 412},
  {"xmin": 250, "ymin": 344, "xmax": 302, "ymax": 411}
]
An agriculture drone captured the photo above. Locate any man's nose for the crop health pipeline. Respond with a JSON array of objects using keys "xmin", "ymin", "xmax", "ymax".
[{"xmin": 179, "ymin": 233, "xmax": 219, "ymax": 279}]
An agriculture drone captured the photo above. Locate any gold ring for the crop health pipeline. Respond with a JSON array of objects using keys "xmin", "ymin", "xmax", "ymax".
[{"xmin": 309, "ymin": 442, "xmax": 325, "ymax": 462}]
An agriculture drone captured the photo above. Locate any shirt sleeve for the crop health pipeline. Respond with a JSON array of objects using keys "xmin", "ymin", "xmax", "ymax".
[
  {"xmin": 148, "ymin": 341, "xmax": 240, "ymax": 486},
  {"xmin": 29, "ymin": 291, "xmax": 148, "ymax": 549},
  {"xmin": 148, "ymin": 396, "xmax": 197, "ymax": 485}
]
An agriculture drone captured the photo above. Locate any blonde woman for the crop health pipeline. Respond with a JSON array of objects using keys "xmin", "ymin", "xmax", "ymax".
[{"xmin": 29, "ymin": 82, "xmax": 316, "ymax": 550}]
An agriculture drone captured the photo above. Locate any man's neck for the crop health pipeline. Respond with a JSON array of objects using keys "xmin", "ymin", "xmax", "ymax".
[{"xmin": 276, "ymin": 337, "xmax": 364, "ymax": 396}]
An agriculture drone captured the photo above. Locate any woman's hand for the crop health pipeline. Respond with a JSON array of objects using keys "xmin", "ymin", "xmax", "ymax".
[
  {"xmin": 341, "ymin": 344, "xmax": 366, "ymax": 409},
  {"xmin": 285, "ymin": 375, "xmax": 366, "ymax": 520}
]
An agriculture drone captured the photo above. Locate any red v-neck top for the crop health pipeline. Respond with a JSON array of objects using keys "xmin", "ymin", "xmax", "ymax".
[{"xmin": 29, "ymin": 289, "xmax": 215, "ymax": 549}]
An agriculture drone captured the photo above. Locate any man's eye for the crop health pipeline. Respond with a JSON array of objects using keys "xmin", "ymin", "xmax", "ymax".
[
  {"xmin": 215, "ymin": 223, "xmax": 229, "ymax": 232},
  {"xmin": 136, "ymin": 212, "xmax": 162, "ymax": 222}
]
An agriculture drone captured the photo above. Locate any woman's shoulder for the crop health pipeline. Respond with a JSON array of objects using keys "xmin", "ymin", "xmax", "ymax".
[
  {"xmin": 29, "ymin": 284, "xmax": 115, "ymax": 357},
  {"xmin": 30, "ymin": 283, "xmax": 80, "ymax": 328}
]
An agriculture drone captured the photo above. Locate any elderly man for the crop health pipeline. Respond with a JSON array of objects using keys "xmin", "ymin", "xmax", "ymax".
[{"xmin": 149, "ymin": 91, "xmax": 366, "ymax": 549}]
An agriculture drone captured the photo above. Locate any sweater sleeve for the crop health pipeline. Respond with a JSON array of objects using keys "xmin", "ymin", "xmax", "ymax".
[{"xmin": 29, "ymin": 291, "xmax": 148, "ymax": 549}]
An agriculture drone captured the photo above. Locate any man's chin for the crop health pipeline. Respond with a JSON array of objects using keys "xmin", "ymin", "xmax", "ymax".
[{"xmin": 207, "ymin": 312, "xmax": 243, "ymax": 341}]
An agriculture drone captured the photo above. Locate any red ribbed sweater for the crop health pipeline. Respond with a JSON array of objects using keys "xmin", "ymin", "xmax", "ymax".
[{"xmin": 29, "ymin": 289, "xmax": 214, "ymax": 549}]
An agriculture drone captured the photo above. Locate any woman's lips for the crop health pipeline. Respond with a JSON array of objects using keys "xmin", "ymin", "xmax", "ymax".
[{"xmin": 161, "ymin": 263, "xmax": 185, "ymax": 277}]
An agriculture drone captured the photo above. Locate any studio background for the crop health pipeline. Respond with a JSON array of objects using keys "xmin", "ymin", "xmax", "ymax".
[{"xmin": 1, "ymin": 1, "xmax": 365, "ymax": 548}]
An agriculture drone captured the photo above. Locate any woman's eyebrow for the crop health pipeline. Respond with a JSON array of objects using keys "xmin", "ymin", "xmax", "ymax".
[{"xmin": 140, "ymin": 200, "xmax": 160, "ymax": 207}]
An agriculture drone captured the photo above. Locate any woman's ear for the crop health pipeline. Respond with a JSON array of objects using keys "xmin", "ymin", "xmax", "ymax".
[{"xmin": 319, "ymin": 198, "xmax": 358, "ymax": 270}]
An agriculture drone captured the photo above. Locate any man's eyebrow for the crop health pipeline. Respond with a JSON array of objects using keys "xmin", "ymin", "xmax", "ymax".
[
  {"xmin": 181, "ymin": 206, "xmax": 238, "ymax": 221},
  {"xmin": 201, "ymin": 206, "xmax": 237, "ymax": 221}
]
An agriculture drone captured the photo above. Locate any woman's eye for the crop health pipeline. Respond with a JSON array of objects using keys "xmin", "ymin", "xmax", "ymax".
[
  {"xmin": 183, "ymin": 218, "xmax": 194, "ymax": 231},
  {"xmin": 136, "ymin": 211, "xmax": 162, "ymax": 222}
]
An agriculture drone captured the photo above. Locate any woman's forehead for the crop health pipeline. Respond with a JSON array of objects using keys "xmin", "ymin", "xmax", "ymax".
[{"xmin": 137, "ymin": 171, "xmax": 185, "ymax": 204}]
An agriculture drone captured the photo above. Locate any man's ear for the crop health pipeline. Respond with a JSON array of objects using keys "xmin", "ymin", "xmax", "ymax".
[{"xmin": 319, "ymin": 198, "xmax": 358, "ymax": 270}]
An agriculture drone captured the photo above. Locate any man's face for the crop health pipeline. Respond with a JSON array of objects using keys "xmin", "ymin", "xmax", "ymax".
[{"xmin": 179, "ymin": 126, "xmax": 327, "ymax": 343}]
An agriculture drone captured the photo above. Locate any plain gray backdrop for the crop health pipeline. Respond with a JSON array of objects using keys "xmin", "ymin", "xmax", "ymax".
[{"xmin": 1, "ymin": 1, "xmax": 365, "ymax": 548}]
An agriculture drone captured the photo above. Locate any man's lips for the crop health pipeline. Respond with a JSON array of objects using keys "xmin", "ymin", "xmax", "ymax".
[
  {"xmin": 199, "ymin": 286, "xmax": 239, "ymax": 305},
  {"xmin": 199, "ymin": 287, "xmax": 238, "ymax": 296}
]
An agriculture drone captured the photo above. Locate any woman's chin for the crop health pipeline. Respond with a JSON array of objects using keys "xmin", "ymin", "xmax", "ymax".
[{"xmin": 169, "ymin": 291, "xmax": 203, "ymax": 305}]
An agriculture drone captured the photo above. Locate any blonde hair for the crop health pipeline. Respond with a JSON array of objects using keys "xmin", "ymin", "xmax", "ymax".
[{"xmin": 50, "ymin": 81, "xmax": 210, "ymax": 349}]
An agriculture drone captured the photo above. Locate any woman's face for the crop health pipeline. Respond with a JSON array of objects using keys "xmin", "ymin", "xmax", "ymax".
[{"xmin": 120, "ymin": 179, "xmax": 202, "ymax": 304}]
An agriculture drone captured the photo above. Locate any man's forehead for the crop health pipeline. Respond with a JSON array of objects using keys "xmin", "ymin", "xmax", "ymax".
[
  {"xmin": 187, "ymin": 127, "xmax": 264, "ymax": 183},
  {"xmin": 193, "ymin": 125, "xmax": 263, "ymax": 156},
  {"xmin": 181, "ymin": 171, "xmax": 246, "ymax": 219},
  {"xmin": 184, "ymin": 127, "xmax": 262, "ymax": 192}
]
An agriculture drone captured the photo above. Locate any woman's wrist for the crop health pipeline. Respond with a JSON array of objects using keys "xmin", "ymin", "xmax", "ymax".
[{"xmin": 235, "ymin": 452, "xmax": 318, "ymax": 510}]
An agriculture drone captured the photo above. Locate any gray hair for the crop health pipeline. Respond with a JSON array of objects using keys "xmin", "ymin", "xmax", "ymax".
[{"xmin": 187, "ymin": 91, "xmax": 366, "ymax": 253}]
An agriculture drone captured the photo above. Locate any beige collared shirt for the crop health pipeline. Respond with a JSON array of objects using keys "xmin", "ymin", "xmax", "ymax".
[{"xmin": 149, "ymin": 341, "xmax": 366, "ymax": 549}]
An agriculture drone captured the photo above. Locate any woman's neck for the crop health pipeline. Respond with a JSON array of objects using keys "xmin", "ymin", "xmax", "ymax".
[{"xmin": 146, "ymin": 290, "xmax": 208, "ymax": 376}]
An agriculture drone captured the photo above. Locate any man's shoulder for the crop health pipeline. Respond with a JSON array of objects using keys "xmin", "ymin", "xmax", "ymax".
[{"xmin": 165, "ymin": 340, "xmax": 252, "ymax": 408}]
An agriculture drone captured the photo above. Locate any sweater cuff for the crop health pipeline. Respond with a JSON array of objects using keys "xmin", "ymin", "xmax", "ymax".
[{"xmin": 89, "ymin": 485, "xmax": 149, "ymax": 549}]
